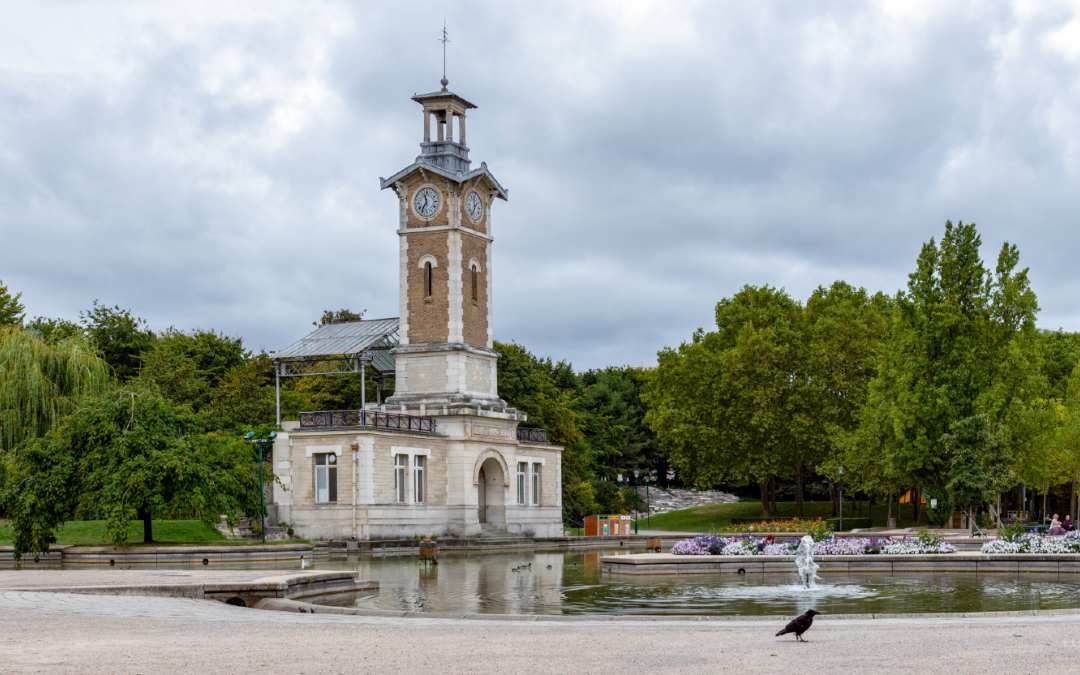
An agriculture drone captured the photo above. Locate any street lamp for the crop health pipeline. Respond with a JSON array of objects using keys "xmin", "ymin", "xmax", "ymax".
[
  {"xmin": 633, "ymin": 469, "xmax": 640, "ymax": 534},
  {"xmin": 244, "ymin": 431, "xmax": 277, "ymax": 543}
]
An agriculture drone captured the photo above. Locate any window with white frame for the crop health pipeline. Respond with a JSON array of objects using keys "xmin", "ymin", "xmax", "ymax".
[
  {"xmin": 413, "ymin": 454, "xmax": 426, "ymax": 504},
  {"xmin": 531, "ymin": 462, "xmax": 542, "ymax": 506},
  {"xmin": 314, "ymin": 453, "xmax": 338, "ymax": 504},
  {"xmin": 517, "ymin": 462, "xmax": 527, "ymax": 505},
  {"xmin": 394, "ymin": 454, "xmax": 408, "ymax": 503}
]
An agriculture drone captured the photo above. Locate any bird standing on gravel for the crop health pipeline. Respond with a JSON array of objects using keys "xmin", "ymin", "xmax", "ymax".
[{"xmin": 775, "ymin": 609, "xmax": 821, "ymax": 642}]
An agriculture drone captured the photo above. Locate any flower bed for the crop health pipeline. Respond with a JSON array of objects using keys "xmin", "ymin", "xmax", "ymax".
[
  {"xmin": 981, "ymin": 531, "xmax": 1080, "ymax": 554},
  {"xmin": 670, "ymin": 533, "xmax": 956, "ymax": 556},
  {"xmin": 717, "ymin": 518, "xmax": 831, "ymax": 534}
]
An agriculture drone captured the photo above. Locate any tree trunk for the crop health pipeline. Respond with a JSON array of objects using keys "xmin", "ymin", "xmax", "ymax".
[
  {"xmin": 829, "ymin": 480, "xmax": 838, "ymax": 517},
  {"xmin": 795, "ymin": 463, "xmax": 805, "ymax": 518},
  {"xmin": 760, "ymin": 480, "xmax": 771, "ymax": 518},
  {"xmin": 769, "ymin": 477, "xmax": 778, "ymax": 515},
  {"xmin": 1042, "ymin": 491, "xmax": 1048, "ymax": 522},
  {"xmin": 1073, "ymin": 479, "xmax": 1078, "ymax": 521},
  {"xmin": 912, "ymin": 485, "xmax": 920, "ymax": 524},
  {"xmin": 887, "ymin": 494, "xmax": 896, "ymax": 529},
  {"xmin": 140, "ymin": 507, "xmax": 153, "ymax": 544}
]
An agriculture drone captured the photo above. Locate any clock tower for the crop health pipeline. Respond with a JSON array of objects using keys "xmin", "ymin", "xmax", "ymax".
[{"xmin": 379, "ymin": 78, "xmax": 510, "ymax": 413}]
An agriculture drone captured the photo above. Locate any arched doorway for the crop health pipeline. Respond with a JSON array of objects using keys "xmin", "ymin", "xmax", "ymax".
[{"xmin": 477, "ymin": 456, "xmax": 507, "ymax": 531}]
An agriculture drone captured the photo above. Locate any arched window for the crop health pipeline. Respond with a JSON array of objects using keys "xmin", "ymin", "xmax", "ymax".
[
  {"xmin": 470, "ymin": 263, "xmax": 479, "ymax": 303},
  {"xmin": 418, "ymin": 254, "xmax": 438, "ymax": 300}
]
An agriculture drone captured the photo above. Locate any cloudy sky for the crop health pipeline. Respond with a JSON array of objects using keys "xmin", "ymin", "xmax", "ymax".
[{"xmin": 2, "ymin": 1, "xmax": 1079, "ymax": 369}]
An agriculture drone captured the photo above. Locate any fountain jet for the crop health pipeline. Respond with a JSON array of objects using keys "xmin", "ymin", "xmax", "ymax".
[{"xmin": 795, "ymin": 535, "xmax": 819, "ymax": 589}]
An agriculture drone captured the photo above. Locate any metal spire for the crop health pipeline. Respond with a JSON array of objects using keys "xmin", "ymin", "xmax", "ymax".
[{"xmin": 439, "ymin": 21, "xmax": 450, "ymax": 91}]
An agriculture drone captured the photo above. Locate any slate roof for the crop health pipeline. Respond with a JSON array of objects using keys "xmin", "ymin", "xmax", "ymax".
[
  {"xmin": 379, "ymin": 160, "xmax": 509, "ymax": 201},
  {"xmin": 273, "ymin": 317, "xmax": 399, "ymax": 373}
]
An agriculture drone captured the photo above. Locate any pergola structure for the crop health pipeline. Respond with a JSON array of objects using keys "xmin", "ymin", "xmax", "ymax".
[{"xmin": 271, "ymin": 317, "xmax": 399, "ymax": 426}]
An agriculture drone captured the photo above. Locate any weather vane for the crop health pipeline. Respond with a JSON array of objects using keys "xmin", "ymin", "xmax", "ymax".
[{"xmin": 440, "ymin": 21, "xmax": 450, "ymax": 90}]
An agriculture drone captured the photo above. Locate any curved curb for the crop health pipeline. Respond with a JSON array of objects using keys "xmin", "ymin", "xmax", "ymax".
[{"xmin": 250, "ymin": 600, "xmax": 1080, "ymax": 623}]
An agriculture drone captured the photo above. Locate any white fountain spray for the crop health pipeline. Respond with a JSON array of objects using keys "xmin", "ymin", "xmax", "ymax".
[{"xmin": 795, "ymin": 535, "xmax": 819, "ymax": 589}]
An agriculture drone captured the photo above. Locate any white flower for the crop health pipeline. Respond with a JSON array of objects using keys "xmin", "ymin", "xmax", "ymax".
[{"xmin": 981, "ymin": 539, "xmax": 1022, "ymax": 554}]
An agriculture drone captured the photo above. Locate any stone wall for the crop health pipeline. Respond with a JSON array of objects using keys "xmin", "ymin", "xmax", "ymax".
[{"xmin": 272, "ymin": 426, "xmax": 562, "ymax": 540}]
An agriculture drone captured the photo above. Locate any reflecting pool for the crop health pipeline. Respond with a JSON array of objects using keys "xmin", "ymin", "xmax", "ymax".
[{"xmin": 299, "ymin": 549, "xmax": 1080, "ymax": 616}]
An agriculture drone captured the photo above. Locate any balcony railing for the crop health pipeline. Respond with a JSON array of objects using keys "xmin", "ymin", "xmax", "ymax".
[
  {"xmin": 298, "ymin": 410, "xmax": 437, "ymax": 434},
  {"xmin": 516, "ymin": 426, "xmax": 549, "ymax": 444}
]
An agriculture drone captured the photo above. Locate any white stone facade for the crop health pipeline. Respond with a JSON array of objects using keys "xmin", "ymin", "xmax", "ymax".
[{"xmin": 271, "ymin": 418, "xmax": 563, "ymax": 540}]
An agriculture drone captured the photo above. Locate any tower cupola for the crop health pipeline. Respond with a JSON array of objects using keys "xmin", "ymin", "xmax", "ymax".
[{"xmin": 413, "ymin": 88, "xmax": 476, "ymax": 174}]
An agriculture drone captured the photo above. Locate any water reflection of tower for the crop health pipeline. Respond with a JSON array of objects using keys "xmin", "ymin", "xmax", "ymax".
[{"xmin": 419, "ymin": 561, "xmax": 438, "ymax": 591}]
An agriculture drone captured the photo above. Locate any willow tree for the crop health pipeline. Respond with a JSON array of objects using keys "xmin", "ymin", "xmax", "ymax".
[{"xmin": 0, "ymin": 326, "xmax": 111, "ymax": 451}]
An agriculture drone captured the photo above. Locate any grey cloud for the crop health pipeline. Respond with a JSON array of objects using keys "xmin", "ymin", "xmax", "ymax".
[{"xmin": 1, "ymin": 1, "xmax": 1078, "ymax": 370}]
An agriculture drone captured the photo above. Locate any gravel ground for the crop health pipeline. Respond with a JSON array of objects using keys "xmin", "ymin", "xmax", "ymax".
[{"xmin": 2, "ymin": 590, "xmax": 1079, "ymax": 674}]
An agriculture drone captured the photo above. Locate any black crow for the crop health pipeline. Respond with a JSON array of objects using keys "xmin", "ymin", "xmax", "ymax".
[{"xmin": 775, "ymin": 609, "xmax": 821, "ymax": 642}]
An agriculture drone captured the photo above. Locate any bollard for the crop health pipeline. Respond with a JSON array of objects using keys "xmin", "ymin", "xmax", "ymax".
[{"xmin": 419, "ymin": 539, "xmax": 438, "ymax": 564}]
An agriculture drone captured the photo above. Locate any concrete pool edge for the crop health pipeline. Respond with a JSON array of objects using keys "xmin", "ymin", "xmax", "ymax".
[
  {"xmin": 600, "ymin": 552, "xmax": 1080, "ymax": 575},
  {"xmin": 252, "ymin": 598, "xmax": 1080, "ymax": 623},
  {"xmin": 0, "ymin": 570, "xmax": 377, "ymax": 607}
]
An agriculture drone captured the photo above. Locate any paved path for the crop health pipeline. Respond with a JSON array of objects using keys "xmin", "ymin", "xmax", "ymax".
[{"xmin": 2, "ymin": 590, "xmax": 1080, "ymax": 673}]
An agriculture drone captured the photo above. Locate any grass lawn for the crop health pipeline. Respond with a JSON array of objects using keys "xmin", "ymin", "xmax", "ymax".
[
  {"xmin": 640, "ymin": 499, "xmax": 928, "ymax": 532},
  {"xmin": 0, "ymin": 519, "xmax": 228, "ymax": 546}
]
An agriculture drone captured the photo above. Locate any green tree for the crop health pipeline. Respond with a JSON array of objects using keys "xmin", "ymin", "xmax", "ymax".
[
  {"xmin": 317, "ymin": 308, "xmax": 365, "ymax": 326},
  {"xmin": 802, "ymin": 283, "xmax": 891, "ymax": 503},
  {"xmin": 138, "ymin": 329, "xmax": 247, "ymax": 412},
  {"xmin": 854, "ymin": 222, "xmax": 1043, "ymax": 521},
  {"xmin": 495, "ymin": 341, "xmax": 598, "ymax": 522},
  {"xmin": 575, "ymin": 367, "xmax": 659, "ymax": 481},
  {"xmin": 1039, "ymin": 330, "xmax": 1080, "ymax": 400},
  {"xmin": 646, "ymin": 285, "xmax": 805, "ymax": 517},
  {"xmin": 2, "ymin": 385, "xmax": 261, "ymax": 554},
  {"xmin": 81, "ymin": 302, "xmax": 154, "ymax": 381},
  {"xmin": 943, "ymin": 415, "xmax": 1011, "ymax": 531},
  {"xmin": 1053, "ymin": 362, "xmax": 1080, "ymax": 517},
  {"xmin": 138, "ymin": 340, "xmax": 212, "ymax": 410},
  {"xmin": 25, "ymin": 316, "xmax": 82, "ymax": 344},
  {"xmin": 205, "ymin": 355, "xmax": 289, "ymax": 431},
  {"xmin": 0, "ymin": 327, "xmax": 111, "ymax": 452},
  {"xmin": 0, "ymin": 280, "xmax": 26, "ymax": 326}
]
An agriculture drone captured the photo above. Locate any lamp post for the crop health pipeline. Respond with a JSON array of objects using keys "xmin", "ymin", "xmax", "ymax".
[
  {"xmin": 244, "ymin": 431, "xmax": 277, "ymax": 543},
  {"xmin": 633, "ymin": 469, "xmax": 640, "ymax": 534},
  {"xmin": 838, "ymin": 465, "xmax": 844, "ymax": 532}
]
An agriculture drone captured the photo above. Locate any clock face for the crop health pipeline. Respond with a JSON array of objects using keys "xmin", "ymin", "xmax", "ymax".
[
  {"xmin": 412, "ymin": 186, "xmax": 441, "ymax": 219},
  {"xmin": 465, "ymin": 191, "xmax": 483, "ymax": 223}
]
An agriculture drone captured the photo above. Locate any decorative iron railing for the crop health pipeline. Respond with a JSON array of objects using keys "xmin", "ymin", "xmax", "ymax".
[
  {"xmin": 516, "ymin": 426, "xmax": 549, "ymax": 444},
  {"xmin": 298, "ymin": 410, "xmax": 437, "ymax": 434}
]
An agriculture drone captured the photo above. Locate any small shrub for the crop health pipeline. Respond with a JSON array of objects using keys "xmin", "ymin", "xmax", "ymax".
[
  {"xmin": 807, "ymin": 519, "xmax": 833, "ymax": 541},
  {"xmin": 915, "ymin": 529, "xmax": 944, "ymax": 548},
  {"xmin": 999, "ymin": 521, "xmax": 1027, "ymax": 543}
]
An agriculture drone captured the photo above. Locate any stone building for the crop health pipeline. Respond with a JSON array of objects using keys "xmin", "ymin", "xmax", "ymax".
[{"xmin": 268, "ymin": 78, "xmax": 563, "ymax": 540}]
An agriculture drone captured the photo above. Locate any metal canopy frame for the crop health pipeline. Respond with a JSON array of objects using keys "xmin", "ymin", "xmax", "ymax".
[{"xmin": 271, "ymin": 318, "xmax": 400, "ymax": 426}]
